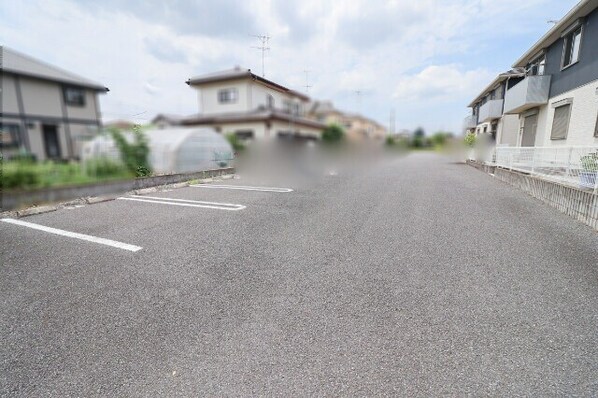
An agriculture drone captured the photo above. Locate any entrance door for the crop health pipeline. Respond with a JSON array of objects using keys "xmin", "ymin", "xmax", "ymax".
[
  {"xmin": 42, "ymin": 124, "xmax": 61, "ymax": 159},
  {"xmin": 521, "ymin": 114, "xmax": 538, "ymax": 147}
]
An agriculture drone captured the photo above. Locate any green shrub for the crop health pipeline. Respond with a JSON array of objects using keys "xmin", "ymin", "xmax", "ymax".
[
  {"xmin": 85, "ymin": 157, "xmax": 127, "ymax": 178},
  {"xmin": 322, "ymin": 124, "xmax": 345, "ymax": 143},
  {"xmin": 580, "ymin": 152, "xmax": 598, "ymax": 172},
  {"xmin": 225, "ymin": 132, "xmax": 245, "ymax": 152},
  {"xmin": 464, "ymin": 132, "xmax": 476, "ymax": 147},
  {"xmin": 110, "ymin": 126, "xmax": 152, "ymax": 177},
  {"xmin": 1, "ymin": 163, "xmax": 39, "ymax": 189},
  {"xmin": 385, "ymin": 136, "xmax": 396, "ymax": 146}
]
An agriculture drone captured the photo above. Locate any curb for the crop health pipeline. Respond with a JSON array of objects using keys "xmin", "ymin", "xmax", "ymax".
[
  {"xmin": 85, "ymin": 195, "xmax": 119, "ymax": 204},
  {"xmin": 3, "ymin": 173, "xmax": 237, "ymax": 218},
  {"xmin": 16, "ymin": 205, "xmax": 58, "ymax": 217}
]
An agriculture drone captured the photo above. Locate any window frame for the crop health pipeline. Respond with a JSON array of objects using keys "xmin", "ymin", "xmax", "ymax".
[
  {"xmin": 63, "ymin": 86, "xmax": 86, "ymax": 107},
  {"xmin": 550, "ymin": 103, "xmax": 572, "ymax": 140},
  {"xmin": 594, "ymin": 110, "xmax": 598, "ymax": 138},
  {"xmin": 217, "ymin": 88, "xmax": 238, "ymax": 104},
  {"xmin": 561, "ymin": 25, "xmax": 583, "ymax": 70},
  {"xmin": 0, "ymin": 123, "xmax": 22, "ymax": 148}
]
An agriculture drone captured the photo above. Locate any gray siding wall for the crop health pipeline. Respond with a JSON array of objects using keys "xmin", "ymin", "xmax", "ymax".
[{"xmin": 545, "ymin": 7, "xmax": 598, "ymax": 97}]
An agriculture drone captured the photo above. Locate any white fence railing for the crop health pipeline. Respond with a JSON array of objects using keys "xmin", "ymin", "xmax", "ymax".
[{"xmin": 493, "ymin": 146, "xmax": 598, "ymax": 192}]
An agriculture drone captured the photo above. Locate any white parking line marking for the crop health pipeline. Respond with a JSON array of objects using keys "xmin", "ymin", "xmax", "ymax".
[
  {"xmin": 190, "ymin": 184, "xmax": 293, "ymax": 193},
  {"xmin": 0, "ymin": 218, "xmax": 142, "ymax": 252},
  {"xmin": 129, "ymin": 195, "xmax": 244, "ymax": 207},
  {"xmin": 117, "ymin": 197, "xmax": 246, "ymax": 211}
]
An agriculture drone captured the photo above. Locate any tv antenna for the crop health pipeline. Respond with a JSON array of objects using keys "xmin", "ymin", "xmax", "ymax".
[
  {"xmin": 251, "ymin": 34, "xmax": 271, "ymax": 77},
  {"xmin": 303, "ymin": 70, "xmax": 312, "ymax": 94}
]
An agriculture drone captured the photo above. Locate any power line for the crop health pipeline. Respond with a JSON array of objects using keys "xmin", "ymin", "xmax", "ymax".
[{"xmin": 250, "ymin": 34, "xmax": 271, "ymax": 77}]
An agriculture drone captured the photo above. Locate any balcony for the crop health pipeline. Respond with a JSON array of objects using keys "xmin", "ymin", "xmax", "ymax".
[
  {"xmin": 478, "ymin": 99, "xmax": 504, "ymax": 123},
  {"xmin": 463, "ymin": 115, "xmax": 477, "ymax": 129},
  {"xmin": 503, "ymin": 75, "xmax": 551, "ymax": 114}
]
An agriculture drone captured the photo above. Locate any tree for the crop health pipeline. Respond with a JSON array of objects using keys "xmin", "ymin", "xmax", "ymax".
[
  {"xmin": 321, "ymin": 124, "xmax": 345, "ymax": 143},
  {"xmin": 431, "ymin": 131, "xmax": 450, "ymax": 147}
]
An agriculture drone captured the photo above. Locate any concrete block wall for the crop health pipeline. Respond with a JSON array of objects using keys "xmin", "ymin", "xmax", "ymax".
[{"xmin": 493, "ymin": 167, "xmax": 598, "ymax": 230}]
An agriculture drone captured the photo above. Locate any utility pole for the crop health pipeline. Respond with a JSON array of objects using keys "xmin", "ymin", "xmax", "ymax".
[
  {"xmin": 389, "ymin": 108, "xmax": 395, "ymax": 136},
  {"xmin": 251, "ymin": 34, "xmax": 270, "ymax": 77},
  {"xmin": 303, "ymin": 70, "xmax": 312, "ymax": 94}
]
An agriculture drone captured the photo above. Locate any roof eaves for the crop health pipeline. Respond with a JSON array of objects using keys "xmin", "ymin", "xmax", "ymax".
[{"xmin": 512, "ymin": 0, "xmax": 597, "ymax": 67}]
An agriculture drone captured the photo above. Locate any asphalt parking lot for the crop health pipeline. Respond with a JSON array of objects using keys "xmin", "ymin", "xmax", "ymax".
[{"xmin": 2, "ymin": 152, "xmax": 597, "ymax": 396}]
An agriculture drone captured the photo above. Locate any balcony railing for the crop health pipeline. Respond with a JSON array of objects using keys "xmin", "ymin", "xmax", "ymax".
[
  {"xmin": 463, "ymin": 115, "xmax": 477, "ymax": 129},
  {"xmin": 478, "ymin": 99, "xmax": 504, "ymax": 123},
  {"xmin": 503, "ymin": 75, "xmax": 551, "ymax": 114}
]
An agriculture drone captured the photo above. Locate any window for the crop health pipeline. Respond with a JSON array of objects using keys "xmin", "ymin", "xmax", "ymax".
[
  {"xmin": 64, "ymin": 87, "xmax": 85, "ymax": 106},
  {"xmin": 235, "ymin": 130, "xmax": 254, "ymax": 140},
  {"xmin": 528, "ymin": 55, "xmax": 546, "ymax": 76},
  {"xmin": 550, "ymin": 103, "xmax": 572, "ymax": 140},
  {"xmin": 0, "ymin": 123, "xmax": 22, "ymax": 148},
  {"xmin": 266, "ymin": 94, "xmax": 275, "ymax": 108},
  {"xmin": 594, "ymin": 111, "xmax": 598, "ymax": 137},
  {"xmin": 218, "ymin": 88, "xmax": 238, "ymax": 103},
  {"xmin": 562, "ymin": 26, "xmax": 582, "ymax": 68}
]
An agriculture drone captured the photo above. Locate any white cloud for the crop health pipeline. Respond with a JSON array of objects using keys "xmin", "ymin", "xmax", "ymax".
[
  {"xmin": 0, "ymin": 0, "xmax": 575, "ymax": 132},
  {"xmin": 393, "ymin": 65, "xmax": 495, "ymax": 102}
]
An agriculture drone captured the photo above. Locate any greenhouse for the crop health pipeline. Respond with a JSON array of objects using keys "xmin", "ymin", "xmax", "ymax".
[{"xmin": 81, "ymin": 127, "xmax": 234, "ymax": 174}]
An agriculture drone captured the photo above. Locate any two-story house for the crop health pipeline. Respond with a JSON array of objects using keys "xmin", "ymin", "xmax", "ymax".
[
  {"xmin": 1, "ymin": 47, "xmax": 108, "ymax": 161},
  {"xmin": 466, "ymin": 0, "xmax": 598, "ymax": 148},
  {"xmin": 179, "ymin": 67, "xmax": 325, "ymax": 140},
  {"xmin": 466, "ymin": 70, "xmax": 524, "ymax": 146},
  {"xmin": 308, "ymin": 100, "xmax": 386, "ymax": 141}
]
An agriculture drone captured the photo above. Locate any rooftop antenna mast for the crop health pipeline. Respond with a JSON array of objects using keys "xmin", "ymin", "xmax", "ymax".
[
  {"xmin": 251, "ymin": 34, "xmax": 271, "ymax": 77},
  {"xmin": 354, "ymin": 90, "xmax": 363, "ymax": 114},
  {"xmin": 303, "ymin": 70, "xmax": 312, "ymax": 94}
]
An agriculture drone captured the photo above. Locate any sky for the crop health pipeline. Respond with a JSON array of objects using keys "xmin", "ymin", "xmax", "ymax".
[{"xmin": 0, "ymin": 0, "xmax": 580, "ymax": 134}]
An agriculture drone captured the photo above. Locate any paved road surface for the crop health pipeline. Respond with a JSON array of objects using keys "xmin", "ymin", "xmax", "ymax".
[{"xmin": 2, "ymin": 152, "xmax": 597, "ymax": 396}]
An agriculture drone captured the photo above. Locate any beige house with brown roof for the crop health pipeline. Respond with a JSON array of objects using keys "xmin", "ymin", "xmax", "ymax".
[
  {"xmin": 1, "ymin": 47, "xmax": 108, "ymax": 161},
  {"xmin": 308, "ymin": 101, "xmax": 386, "ymax": 141},
  {"xmin": 177, "ymin": 67, "xmax": 325, "ymax": 141}
]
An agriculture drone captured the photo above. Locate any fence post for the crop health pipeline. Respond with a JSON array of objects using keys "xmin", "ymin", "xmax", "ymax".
[{"xmin": 566, "ymin": 147, "xmax": 573, "ymax": 179}]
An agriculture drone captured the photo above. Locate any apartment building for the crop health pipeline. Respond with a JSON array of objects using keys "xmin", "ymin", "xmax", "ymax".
[
  {"xmin": 466, "ymin": 0, "xmax": 598, "ymax": 148},
  {"xmin": 179, "ymin": 67, "xmax": 325, "ymax": 140},
  {"xmin": 465, "ymin": 70, "xmax": 524, "ymax": 146},
  {"xmin": 1, "ymin": 47, "xmax": 108, "ymax": 161},
  {"xmin": 308, "ymin": 100, "xmax": 386, "ymax": 141}
]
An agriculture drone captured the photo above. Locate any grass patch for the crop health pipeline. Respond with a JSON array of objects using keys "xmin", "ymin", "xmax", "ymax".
[{"xmin": 1, "ymin": 159, "xmax": 134, "ymax": 191}]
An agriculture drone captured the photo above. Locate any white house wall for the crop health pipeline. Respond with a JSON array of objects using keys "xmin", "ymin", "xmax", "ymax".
[
  {"xmin": 198, "ymin": 79, "xmax": 250, "ymax": 115},
  {"xmin": 536, "ymin": 79, "xmax": 598, "ymax": 147}
]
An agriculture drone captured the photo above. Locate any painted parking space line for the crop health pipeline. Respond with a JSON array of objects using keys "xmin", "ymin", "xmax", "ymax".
[
  {"xmin": 117, "ymin": 196, "xmax": 246, "ymax": 211},
  {"xmin": 190, "ymin": 184, "xmax": 294, "ymax": 193},
  {"xmin": 0, "ymin": 218, "xmax": 142, "ymax": 252}
]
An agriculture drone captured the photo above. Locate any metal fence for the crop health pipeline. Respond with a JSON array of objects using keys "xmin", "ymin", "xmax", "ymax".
[{"xmin": 493, "ymin": 146, "xmax": 598, "ymax": 192}]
